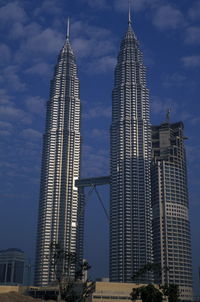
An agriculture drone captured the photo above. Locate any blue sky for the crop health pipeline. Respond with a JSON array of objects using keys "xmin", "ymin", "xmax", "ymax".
[{"xmin": 0, "ymin": 0, "xmax": 200, "ymax": 293}]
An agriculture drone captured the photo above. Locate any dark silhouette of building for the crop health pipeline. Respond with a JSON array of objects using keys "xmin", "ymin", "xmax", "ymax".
[
  {"xmin": 152, "ymin": 120, "xmax": 193, "ymax": 301},
  {"xmin": 0, "ymin": 248, "xmax": 29, "ymax": 285}
]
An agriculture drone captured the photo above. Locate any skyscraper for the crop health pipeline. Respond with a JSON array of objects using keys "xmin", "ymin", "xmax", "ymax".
[
  {"xmin": 152, "ymin": 120, "xmax": 193, "ymax": 301},
  {"xmin": 110, "ymin": 15, "xmax": 152, "ymax": 282},
  {"xmin": 34, "ymin": 23, "xmax": 82, "ymax": 286}
]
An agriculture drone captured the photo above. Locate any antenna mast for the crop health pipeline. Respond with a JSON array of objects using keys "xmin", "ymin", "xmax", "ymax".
[
  {"xmin": 66, "ymin": 18, "xmax": 70, "ymax": 40},
  {"xmin": 128, "ymin": 0, "xmax": 132, "ymax": 25}
]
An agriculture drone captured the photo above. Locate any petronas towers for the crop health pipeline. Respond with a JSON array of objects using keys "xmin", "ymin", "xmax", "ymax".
[
  {"xmin": 35, "ymin": 12, "xmax": 193, "ymax": 300},
  {"xmin": 110, "ymin": 20, "xmax": 152, "ymax": 282},
  {"xmin": 35, "ymin": 29, "xmax": 82, "ymax": 286}
]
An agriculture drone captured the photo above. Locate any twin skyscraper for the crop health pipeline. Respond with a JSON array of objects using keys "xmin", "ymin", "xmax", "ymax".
[{"xmin": 34, "ymin": 13, "xmax": 193, "ymax": 301}]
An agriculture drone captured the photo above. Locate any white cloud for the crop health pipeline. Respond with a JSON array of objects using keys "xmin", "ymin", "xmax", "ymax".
[
  {"xmin": 0, "ymin": 129, "xmax": 11, "ymax": 136},
  {"xmin": 82, "ymin": 0, "xmax": 108, "ymax": 9},
  {"xmin": 21, "ymin": 128, "xmax": 42, "ymax": 140},
  {"xmin": 152, "ymin": 5, "xmax": 184, "ymax": 30},
  {"xmin": 73, "ymin": 22, "xmax": 111, "ymax": 39},
  {"xmin": 72, "ymin": 38, "xmax": 91, "ymax": 57},
  {"xmin": 114, "ymin": 1, "xmax": 185, "ymax": 32},
  {"xmin": 114, "ymin": 0, "xmax": 158, "ymax": 12},
  {"xmin": 25, "ymin": 62, "xmax": 52, "ymax": 76},
  {"xmin": 186, "ymin": 145, "xmax": 200, "ymax": 162},
  {"xmin": 6, "ymin": 15, "xmax": 116, "ymax": 74},
  {"xmin": 0, "ymin": 89, "xmax": 13, "ymax": 106},
  {"xmin": 12, "ymin": 23, "xmax": 62, "ymax": 64},
  {"xmin": 83, "ymin": 105, "xmax": 112, "ymax": 119},
  {"xmin": 87, "ymin": 56, "xmax": 116, "ymax": 74},
  {"xmin": 185, "ymin": 27, "xmax": 200, "ymax": 44},
  {"xmin": 9, "ymin": 22, "xmax": 42, "ymax": 40},
  {"xmin": 143, "ymin": 49, "xmax": 155, "ymax": 67},
  {"xmin": 181, "ymin": 56, "xmax": 200, "ymax": 68},
  {"xmin": 190, "ymin": 117, "xmax": 200, "ymax": 125},
  {"xmin": 114, "ymin": 0, "xmax": 131, "ymax": 12},
  {"xmin": 0, "ymin": 90, "xmax": 31, "ymax": 123},
  {"xmin": 0, "ymin": 161, "xmax": 15, "ymax": 169},
  {"xmin": 0, "ymin": 1, "xmax": 27, "ymax": 26},
  {"xmin": 162, "ymin": 73, "xmax": 187, "ymax": 87},
  {"xmin": 0, "ymin": 121, "xmax": 13, "ymax": 130},
  {"xmin": 188, "ymin": 1, "xmax": 200, "ymax": 20},
  {"xmin": 23, "ymin": 28, "xmax": 63, "ymax": 55},
  {"xmin": 179, "ymin": 112, "xmax": 193, "ymax": 123},
  {"xmin": 25, "ymin": 96, "xmax": 46, "ymax": 114},
  {"xmin": 90, "ymin": 129, "xmax": 109, "ymax": 139},
  {"xmin": 82, "ymin": 145, "xmax": 109, "ymax": 177},
  {"xmin": 0, "ymin": 105, "xmax": 26, "ymax": 120},
  {"xmin": 0, "ymin": 65, "xmax": 26, "ymax": 91},
  {"xmin": 0, "ymin": 44, "xmax": 11, "ymax": 65},
  {"xmin": 151, "ymin": 96, "xmax": 177, "ymax": 116},
  {"xmin": 72, "ymin": 21, "xmax": 116, "ymax": 58},
  {"xmin": 133, "ymin": 0, "xmax": 159, "ymax": 11},
  {"xmin": 33, "ymin": 0, "xmax": 62, "ymax": 16},
  {"xmin": 21, "ymin": 116, "xmax": 32, "ymax": 125}
]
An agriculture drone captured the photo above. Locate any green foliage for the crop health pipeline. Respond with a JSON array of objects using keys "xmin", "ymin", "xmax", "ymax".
[
  {"xmin": 132, "ymin": 263, "xmax": 169, "ymax": 282},
  {"xmin": 140, "ymin": 284, "xmax": 163, "ymax": 302},
  {"xmin": 160, "ymin": 284, "xmax": 180, "ymax": 302},
  {"xmin": 130, "ymin": 284, "xmax": 163, "ymax": 302},
  {"xmin": 130, "ymin": 287, "xmax": 140, "ymax": 301},
  {"xmin": 49, "ymin": 242, "xmax": 94, "ymax": 302},
  {"xmin": 130, "ymin": 283, "xmax": 180, "ymax": 302}
]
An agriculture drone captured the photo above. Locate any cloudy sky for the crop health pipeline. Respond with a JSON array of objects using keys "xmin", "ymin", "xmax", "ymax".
[{"xmin": 0, "ymin": 0, "xmax": 200, "ymax": 293}]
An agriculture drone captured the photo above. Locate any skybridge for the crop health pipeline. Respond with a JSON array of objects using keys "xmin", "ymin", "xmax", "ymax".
[
  {"xmin": 75, "ymin": 176, "xmax": 110, "ymax": 221},
  {"xmin": 75, "ymin": 176, "xmax": 110, "ymax": 188}
]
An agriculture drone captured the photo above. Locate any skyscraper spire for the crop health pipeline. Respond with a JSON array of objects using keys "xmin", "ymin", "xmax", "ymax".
[
  {"xmin": 128, "ymin": 0, "xmax": 132, "ymax": 25},
  {"xmin": 66, "ymin": 17, "xmax": 70, "ymax": 41},
  {"xmin": 165, "ymin": 108, "xmax": 171, "ymax": 123}
]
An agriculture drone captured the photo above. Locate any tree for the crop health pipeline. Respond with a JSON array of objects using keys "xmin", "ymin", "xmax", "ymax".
[
  {"xmin": 130, "ymin": 285, "xmax": 163, "ymax": 302},
  {"xmin": 161, "ymin": 284, "xmax": 180, "ymax": 302},
  {"xmin": 49, "ymin": 242, "xmax": 95, "ymax": 302},
  {"xmin": 132, "ymin": 263, "xmax": 169, "ymax": 283},
  {"xmin": 140, "ymin": 284, "xmax": 163, "ymax": 302},
  {"xmin": 50, "ymin": 242, "xmax": 77, "ymax": 301},
  {"xmin": 130, "ymin": 287, "xmax": 140, "ymax": 301}
]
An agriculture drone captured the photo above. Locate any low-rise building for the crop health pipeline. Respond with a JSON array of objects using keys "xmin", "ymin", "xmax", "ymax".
[
  {"xmin": 0, "ymin": 248, "xmax": 29, "ymax": 285},
  {"xmin": 90, "ymin": 282, "xmax": 168, "ymax": 302}
]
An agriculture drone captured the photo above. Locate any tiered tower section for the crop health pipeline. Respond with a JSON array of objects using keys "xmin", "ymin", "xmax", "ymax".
[
  {"xmin": 34, "ymin": 31, "xmax": 82, "ymax": 286},
  {"xmin": 110, "ymin": 20, "xmax": 152, "ymax": 282}
]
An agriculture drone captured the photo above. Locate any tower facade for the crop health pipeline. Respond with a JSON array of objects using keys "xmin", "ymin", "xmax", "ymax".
[
  {"xmin": 110, "ymin": 19, "xmax": 152, "ymax": 282},
  {"xmin": 34, "ymin": 30, "xmax": 82, "ymax": 286},
  {"xmin": 151, "ymin": 121, "xmax": 193, "ymax": 301}
]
